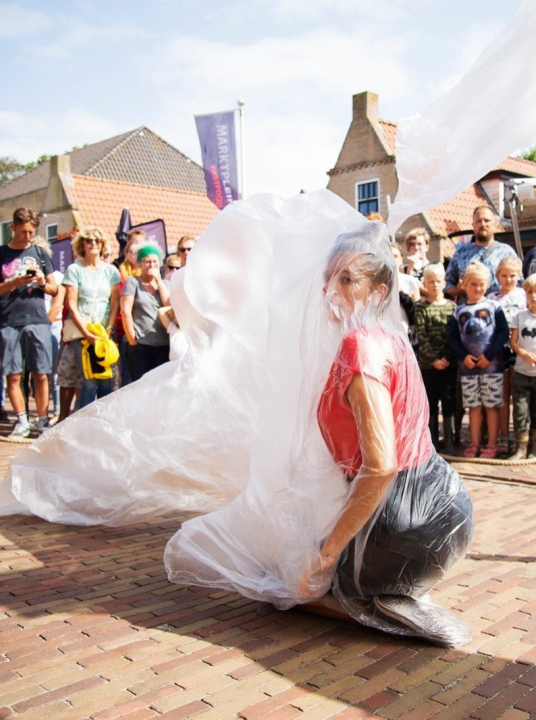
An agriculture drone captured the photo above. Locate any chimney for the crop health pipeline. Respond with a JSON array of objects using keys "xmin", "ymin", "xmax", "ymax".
[
  {"xmin": 352, "ymin": 91, "xmax": 379, "ymax": 124},
  {"xmin": 50, "ymin": 154, "xmax": 71, "ymax": 177}
]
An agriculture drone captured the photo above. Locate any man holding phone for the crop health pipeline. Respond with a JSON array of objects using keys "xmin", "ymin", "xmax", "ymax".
[{"xmin": 0, "ymin": 208, "xmax": 57, "ymax": 440}]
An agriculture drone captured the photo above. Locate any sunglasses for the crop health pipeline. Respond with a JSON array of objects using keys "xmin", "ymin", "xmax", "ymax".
[
  {"xmin": 84, "ymin": 238, "xmax": 102, "ymax": 245},
  {"xmin": 178, "ymin": 247, "xmax": 192, "ymax": 253},
  {"xmin": 167, "ymin": 265, "xmax": 181, "ymax": 271}
]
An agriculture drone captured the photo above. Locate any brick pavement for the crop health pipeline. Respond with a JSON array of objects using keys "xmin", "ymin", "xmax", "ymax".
[{"xmin": 2, "ymin": 425, "xmax": 536, "ymax": 718}]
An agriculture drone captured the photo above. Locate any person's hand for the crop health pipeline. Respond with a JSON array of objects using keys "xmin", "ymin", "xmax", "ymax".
[
  {"xmin": 523, "ymin": 350, "xmax": 536, "ymax": 366},
  {"xmin": 476, "ymin": 355, "xmax": 491, "ymax": 369},
  {"xmin": 13, "ymin": 273, "xmax": 36, "ymax": 289},
  {"xmin": 34, "ymin": 269, "xmax": 46, "ymax": 287},
  {"xmin": 298, "ymin": 552, "xmax": 338, "ymax": 599},
  {"xmin": 406, "ymin": 256, "xmax": 421, "ymax": 273},
  {"xmin": 82, "ymin": 330, "xmax": 100, "ymax": 345},
  {"xmin": 127, "ymin": 337, "xmax": 137, "ymax": 346},
  {"xmin": 147, "ymin": 267, "xmax": 160, "ymax": 281},
  {"xmin": 463, "ymin": 354, "xmax": 478, "ymax": 370},
  {"xmin": 432, "ymin": 358, "xmax": 449, "ymax": 370}
]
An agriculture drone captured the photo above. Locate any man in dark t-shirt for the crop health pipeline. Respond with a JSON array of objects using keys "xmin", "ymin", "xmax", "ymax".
[{"xmin": 0, "ymin": 208, "xmax": 57, "ymax": 440}]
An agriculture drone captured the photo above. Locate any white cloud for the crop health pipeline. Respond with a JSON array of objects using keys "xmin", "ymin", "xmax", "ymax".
[
  {"xmin": 143, "ymin": 28, "xmax": 413, "ymax": 194},
  {"xmin": 0, "ymin": 109, "xmax": 122, "ymax": 162},
  {"xmin": 0, "ymin": 4, "xmax": 51, "ymax": 37}
]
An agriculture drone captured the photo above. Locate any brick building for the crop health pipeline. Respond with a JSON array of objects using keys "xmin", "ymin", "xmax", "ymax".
[{"xmin": 327, "ymin": 91, "xmax": 536, "ymax": 261}]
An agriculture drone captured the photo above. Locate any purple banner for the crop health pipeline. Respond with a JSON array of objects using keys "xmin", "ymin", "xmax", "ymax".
[
  {"xmin": 52, "ymin": 238, "xmax": 74, "ymax": 274},
  {"xmin": 195, "ymin": 111, "xmax": 239, "ymax": 209},
  {"xmin": 131, "ymin": 219, "xmax": 167, "ymax": 258}
]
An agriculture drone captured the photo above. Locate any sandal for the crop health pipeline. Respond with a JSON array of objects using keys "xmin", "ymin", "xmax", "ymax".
[
  {"xmin": 480, "ymin": 444, "xmax": 498, "ymax": 459},
  {"xmin": 497, "ymin": 437, "xmax": 510, "ymax": 456},
  {"xmin": 463, "ymin": 443, "xmax": 480, "ymax": 458}
]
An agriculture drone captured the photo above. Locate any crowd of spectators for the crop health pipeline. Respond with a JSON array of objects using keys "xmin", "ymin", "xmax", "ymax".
[
  {"xmin": 0, "ymin": 206, "xmax": 196, "ymax": 440},
  {"xmin": 2, "ymin": 203, "xmax": 535, "ymax": 461},
  {"xmin": 391, "ymin": 206, "xmax": 535, "ymax": 460}
]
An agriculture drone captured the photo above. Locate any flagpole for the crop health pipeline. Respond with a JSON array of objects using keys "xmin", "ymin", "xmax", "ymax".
[{"xmin": 237, "ymin": 97, "xmax": 245, "ymax": 200}]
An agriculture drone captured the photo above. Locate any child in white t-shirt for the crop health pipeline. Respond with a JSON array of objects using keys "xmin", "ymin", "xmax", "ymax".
[{"xmin": 509, "ymin": 273, "xmax": 536, "ymax": 459}]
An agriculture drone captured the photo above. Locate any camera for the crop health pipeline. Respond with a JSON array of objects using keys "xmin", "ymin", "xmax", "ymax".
[{"xmin": 26, "ymin": 269, "xmax": 37, "ymax": 277}]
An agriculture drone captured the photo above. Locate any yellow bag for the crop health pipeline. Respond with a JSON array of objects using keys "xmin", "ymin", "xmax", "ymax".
[{"xmin": 81, "ymin": 323, "xmax": 119, "ymax": 380}]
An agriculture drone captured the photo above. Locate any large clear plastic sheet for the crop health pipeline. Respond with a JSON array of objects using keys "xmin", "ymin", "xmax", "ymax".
[
  {"xmin": 164, "ymin": 199, "xmax": 474, "ymax": 642},
  {"xmin": 0, "ymin": 191, "xmax": 360, "ymax": 524},
  {"xmin": 388, "ymin": 0, "xmax": 536, "ymax": 233},
  {"xmin": 0, "ymin": 191, "xmax": 473, "ymax": 643}
]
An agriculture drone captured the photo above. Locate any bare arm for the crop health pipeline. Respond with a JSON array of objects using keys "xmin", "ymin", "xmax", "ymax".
[
  {"xmin": 299, "ymin": 373, "xmax": 398, "ymax": 597},
  {"xmin": 158, "ymin": 306, "xmax": 173, "ymax": 330},
  {"xmin": 120, "ymin": 293, "xmax": 137, "ymax": 345},
  {"xmin": 511, "ymin": 328, "xmax": 536, "ymax": 365},
  {"xmin": 321, "ymin": 374, "xmax": 398, "ymax": 561},
  {"xmin": 48, "ymin": 285, "xmax": 66, "ymax": 323},
  {"xmin": 107, "ymin": 284, "xmax": 120, "ymax": 334}
]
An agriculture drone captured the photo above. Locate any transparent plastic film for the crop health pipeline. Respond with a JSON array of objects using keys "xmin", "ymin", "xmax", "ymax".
[{"xmin": 164, "ymin": 209, "xmax": 474, "ymax": 646}]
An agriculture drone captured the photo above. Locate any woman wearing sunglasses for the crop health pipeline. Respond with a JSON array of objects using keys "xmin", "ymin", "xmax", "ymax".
[{"xmin": 63, "ymin": 227, "xmax": 121, "ymax": 408}]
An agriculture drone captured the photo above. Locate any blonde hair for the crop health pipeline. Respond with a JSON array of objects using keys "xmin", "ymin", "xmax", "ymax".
[
  {"xmin": 404, "ymin": 227, "xmax": 430, "ymax": 250},
  {"xmin": 523, "ymin": 274, "xmax": 536, "ymax": 292},
  {"xmin": 423, "ymin": 263, "xmax": 445, "ymax": 281},
  {"xmin": 496, "ymin": 256, "xmax": 522, "ymax": 275},
  {"xmin": 72, "ymin": 227, "xmax": 110, "ymax": 259},
  {"xmin": 462, "ymin": 261, "xmax": 490, "ymax": 288},
  {"xmin": 166, "ymin": 253, "xmax": 181, "ymax": 268},
  {"xmin": 31, "ymin": 235, "xmax": 53, "ymax": 257},
  {"xmin": 178, "ymin": 235, "xmax": 196, "ymax": 249}
]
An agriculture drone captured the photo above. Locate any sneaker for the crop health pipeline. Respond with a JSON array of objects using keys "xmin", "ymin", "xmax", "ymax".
[
  {"xmin": 31, "ymin": 417, "xmax": 51, "ymax": 433},
  {"xmin": 7, "ymin": 420, "xmax": 31, "ymax": 441},
  {"xmin": 374, "ymin": 595, "xmax": 472, "ymax": 647}
]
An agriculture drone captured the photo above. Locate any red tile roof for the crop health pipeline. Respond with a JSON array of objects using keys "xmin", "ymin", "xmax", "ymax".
[
  {"xmin": 423, "ymin": 185, "xmax": 495, "ymax": 237},
  {"xmin": 378, "ymin": 120, "xmax": 397, "ymax": 154},
  {"xmin": 494, "ymin": 156, "xmax": 536, "ymax": 177},
  {"xmin": 70, "ymin": 174, "xmax": 218, "ymax": 250}
]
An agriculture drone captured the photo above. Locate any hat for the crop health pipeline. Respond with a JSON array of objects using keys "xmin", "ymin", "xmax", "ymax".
[{"xmin": 137, "ymin": 245, "xmax": 161, "ymax": 262}]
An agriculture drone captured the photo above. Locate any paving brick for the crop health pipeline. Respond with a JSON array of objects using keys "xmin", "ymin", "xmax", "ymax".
[
  {"xmin": 473, "ymin": 662, "xmax": 529, "ymax": 697},
  {"xmin": 472, "ymin": 683, "xmax": 533, "ymax": 720}
]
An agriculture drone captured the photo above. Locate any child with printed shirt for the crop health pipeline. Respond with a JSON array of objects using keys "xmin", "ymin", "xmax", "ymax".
[
  {"xmin": 449, "ymin": 262, "xmax": 509, "ymax": 459},
  {"xmin": 509, "ymin": 274, "xmax": 536, "ymax": 459}
]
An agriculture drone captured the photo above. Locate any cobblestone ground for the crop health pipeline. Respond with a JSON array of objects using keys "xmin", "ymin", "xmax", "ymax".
[{"xmin": 2, "ymin": 418, "xmax": 536, "ymax": 718}]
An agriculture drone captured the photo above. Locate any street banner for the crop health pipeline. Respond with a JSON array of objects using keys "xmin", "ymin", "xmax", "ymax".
[
  {"xmin": 131, "ymin": 219, "xmax": 167, "ymax": 258},
  {"xmin": 52, "ymin": 237, "xmax": 74, "ymax": 274},
  {"xmin": 195, "ymin": 111, "xmax": 239, "ymax": 209}
]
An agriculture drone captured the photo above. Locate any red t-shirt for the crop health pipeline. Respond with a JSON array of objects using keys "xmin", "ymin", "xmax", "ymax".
[{"xmin": 317, "ymin": 327, "xmax": 434, "ymax": 476}]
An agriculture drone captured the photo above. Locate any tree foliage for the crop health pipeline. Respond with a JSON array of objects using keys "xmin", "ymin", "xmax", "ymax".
[
  {"xmin": 0, "ymin": 156, "xmax": 26, "ymax": 187},
  {"xmin": 520, "ymin": 146, "xmax": 536, "ymax": 163}
]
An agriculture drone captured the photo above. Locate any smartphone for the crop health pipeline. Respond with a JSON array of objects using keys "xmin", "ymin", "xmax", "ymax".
[{"xmin": 26, "ymin": 269, "xmax": 37, "ymax": 277}]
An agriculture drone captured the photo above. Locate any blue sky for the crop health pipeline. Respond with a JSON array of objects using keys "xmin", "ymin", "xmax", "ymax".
[{"xmin": 0, "ymin": 0, "xmax": 526, "ymax": 196}]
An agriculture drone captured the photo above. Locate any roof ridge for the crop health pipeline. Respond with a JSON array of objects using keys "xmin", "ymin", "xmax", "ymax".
[
  {"xmin": 71, "ymin": 172, "xmax": 208, "ymax": 197},
  {"xmin": 85, "ymin": 127, "xmax": 143, "ymax": 174},
  {"xmin": 140, "ymin": 127, "xmax": 204, "ymax": 172}
]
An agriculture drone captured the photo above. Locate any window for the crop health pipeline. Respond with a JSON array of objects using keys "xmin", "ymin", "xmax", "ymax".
[
  {"xmin": 1, "ymin": 221, "xmax": 12, "ymax": 245},
  {"xmin": 46, "ymin": 223, "xmax": 58, "ymax": 243},
  {"xmin": 356, "ymin": 180, "xmax": 380, "ymax": 216}
]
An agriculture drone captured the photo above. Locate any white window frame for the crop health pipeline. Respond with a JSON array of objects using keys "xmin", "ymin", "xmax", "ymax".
[
  {"xmin": 355, "ymin": 178, "xmax": 380, "ymax": 216},
  {"xmin": 46, "ymin": 223, "xmax": 58, "ymax": 243}
]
